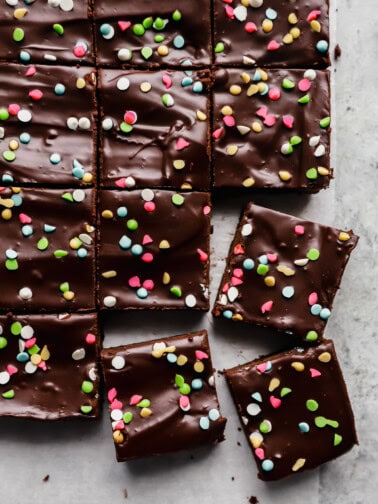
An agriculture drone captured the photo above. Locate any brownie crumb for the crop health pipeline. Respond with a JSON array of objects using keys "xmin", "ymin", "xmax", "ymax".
[
  {"xmin": 42, "ymin": 475, "xmax": 50, "ymax": 482},
  {"xmin": 249, "ymin": 497, "xmax": 259, "ymax": 504},
  {"xmin": 124, "ymin": 489, "xmax": 128, "ymax": 499},
  {"xmin": 334, "ymin": 44, "xmax": 342, "ymax": 59}
]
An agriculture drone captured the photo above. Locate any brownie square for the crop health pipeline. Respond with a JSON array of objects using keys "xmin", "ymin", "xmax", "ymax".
[
  {"xmin": 0, "ymin": 187, "xmax": 96, "ymax": 312},
  {"xmin": 101, "ymin": 330, "xmax": 227, "ymax": 461},
  {"xmin": 0, "ymin": 0, "xmax": 94, "ymax": 65},
  {"xmin": 213, "ymin": 0, "xmax": 330, "ymax": 68},
  {"xmin": 0, "ymin": 312, "xmax": 100, "ymax": 420},
  {"xmin": 212, "ymin": 68, "xmax": 331, "ymax": 191},
  {"xmin": 225, "ymin": 340, "xmax": 357, "ymax": 481},
  {"xmin": 0, "ymin": 64, "xmax": 97, "ymax": 186},
  {"xmin": 213, "ymin": 203, "xmax": 358, "ymax": 341},
  {"xmin": 98, "ymin": 69, "xmax": 210, "ymax": 191},
  {"xmin": 98, "ymin": 189, "xmax": 211, "ymax": 311},
  {"xmin": 93, "ymin": 0, "xmax": 211, "ymax": 67}
]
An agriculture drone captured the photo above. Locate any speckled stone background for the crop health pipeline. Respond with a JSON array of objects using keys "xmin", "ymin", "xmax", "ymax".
[{"xmin": 0, "ymin": 1, "xmax": 377, "ymax": 503}]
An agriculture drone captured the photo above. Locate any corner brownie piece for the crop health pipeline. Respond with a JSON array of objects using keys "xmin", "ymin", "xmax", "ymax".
[
  {"xmin": 98, "ymin": 69, "xmax": 210, "ymax": 191},
  {"xmin": 225, "ymin": 340, "xmax": 357, "ymax": 480},
  {"xmin": 212, "ymin": 68, "xmax": 331, "ymax": 191},
  {"xmin": 0, "ymin": 312, "xmax": 100, "ymax": 420},
  {"xmin": 94, "ymin": 0, "xmax": 211, "ymax": 67},
  {"xmin": 101, "ymin": 330, "xmax": 227, "ymax": 461},
  {"xmin": 213, "ymin": 0, "xmax": 330, "ymax": 68},
  {"xmin": 0, "ymin": 187, "xmax": 96, "ymax": 312},
  {"xmin": 0, "ymin": 64, "xmax": 97, "ymax": 186},
  {"xmin": 213, "ymin": 203, "xmax": 358, "ymax": 341},
  {"xmin": 0, "ymin": 0, "xmax": 93, "ymax": 65},
  {"xmin": 98, "ymin": 190, "xmax": 211, "ymax": 310}
]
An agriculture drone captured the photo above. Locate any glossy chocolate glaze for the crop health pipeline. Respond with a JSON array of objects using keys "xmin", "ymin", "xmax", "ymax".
[
  {"xmin": 225, "ymin": 340, "xmax": 357, "ymax": 481},
  {"xmin": 213, "ymin": 203, "xmax": 358, "ymax": 340},
  {"xmin": 214, "ymin": 0, "xmax": 330, "ymax": 68},
  {"xmin": 99, "ymin": 69, "xmax": 210, "ymax": 190},
  {"xmin": 94, "ymin": 0, "xmax": 211, "ymax": 67},
  {"xmin": 98, "ymin": 190, "xmax": 211, "ymax": 310},
  {"xmin": 0, "ymin": 0, "xmax": 94, "ymax": 65},
  {"xmin": 0, "ymin": 63, "xmax": 97, "ymax": 186},
  {"xmin": 101, "ymin": 330, "xmax": 227, "ymax": 461},
  {"xmin": 0, "ymin": 187, "xmax": 96, "ymax": 312},
  {"xmin": 0, "ymin": 312, "xmax": 100, "ymax": 420},
  {"xmin": 212, "ymin": 68, "xmax": 331, "ymax": 191}
]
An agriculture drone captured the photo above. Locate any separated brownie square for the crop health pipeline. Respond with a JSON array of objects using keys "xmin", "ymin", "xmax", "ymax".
[
  {"xmin": 98, "ymin": 68, "xmax": 210, "ymax": 191},
  {"xmin": 0, "ymin": 312, "xmax": 100, "ymax": 420},
  {"xmin": 0, "ymin": 187, "xmax": 96, "ymax": 312},
  {"xmin": 213, "ymin": 0, "xmax": 330, "ymax": 68},
  {"xmin": 225, "ymin": 339, "xmax": 357, "ymax": 480},
  {"xmin": 212, "ymin": 68, "xmax": 331, "ymax": 191},
  {"xmin": 98, "ymin": 189, "xmax": 211, "ymax": 311},
  {"xmin": 101, "ymin": 330, "xmax": 227, "ymax": 461},
  {"xmin": 213, "ymin": 203, "xmax": 358, "ymax": 341},
  {"xmin": 0, "ymin": 63, "xmax": 97, "ymax": 186},
  {"xmin": 0, "ymin": 0, "xmax": 94, "ymax": 65},
  {"xmin": 94, "ymin": 0, "xmax": 211, "ymax": 67}
]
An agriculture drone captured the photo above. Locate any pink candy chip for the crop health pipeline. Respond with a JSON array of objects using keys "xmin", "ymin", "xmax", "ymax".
[
  {"xmin": 144, "ymin": 201, "xmax": 156, "ymax": 212},
  {"xmin": 130, "ymin": 394, "xmax": 143, "ymax": 406},
  {"xmin": 19, "ymin": 213, "xmax": 32, "ymax": 224},
  {"xmin": 142, "ymin": 234, "xmax": 153, "ymax": 245},
  {"xmin": 245, "ymin": 22, "xmax": 257, "ymax": 33},
  {"xmin": 294, "ymin": 224, "xmax": 305, "ymax": 235},
  {"xmin": 256, "ymin": 363, "xmax": 268, "ymax": 374},
  {"xmin": 261, "ymin": 300, "xmax": 273, "ymax": 314},
  {"xmin": 8, "ymin": 104, "xmax": 20, "ymax": 115},
  {"xmin": 310, "ymin": 368, "xmax": 322, "ymax": 378},
  {"xmin": 256, "ymin": 106, "xmax": 268, "ymax": 119},
  {"xmin": 175, "ymin": 138, "xmax": 190, "ymax": 151},
  {"xmin": 85, "ymin": 333, "xmax": 96, "ymax": 344},
  {"xmin": 231, "ymin": 276, "xmax": 243, "ymax": 286},
  {"xmin": 203, "ymin": 205, "xmax": 211, "ymax": 215},
  {"xmin": 225, "ymin": 5, "xmax": 234, "ymax": 18},
  {"xmin": 128, "ymin": 276, "xmax": 141, "ymax": 288},
  {"xmin": 124, "ymin": 110, "xmax": 137, "ymax": 125},
  {"xmin": 255, "ymin": 448, "xmax": 265, "ymax": 460},
  {"xmin": 110, "ymin": 399, "xmax": 123, "ymax": 410},
  {"xmin": 223, "ymin": 115, "xmax": 235, "ymax": 127},
  {"xmin": 118, "ymin": 21, "xmax": 131, "ymax": 31},
  {"xmin": 29, "ymin": 89, "xmax": 43, "ymax": 101},
  {"xmin": 162, "ymin": 73, "xmax": 172, "ymax": 89},
  {"xmin": 308, "ymin": 292, "xmax": 318, "ymax": 306},
  {"xmin": 267, "ymin": 253, "xmax": 277, "ymax": 263},
  {"xmin": 108, "ymin": 388, "xmax": 117, "ymax": 403},
  {"xmin": 73, "ymin": 44, "xmax": 87, "ymax": 58},
  {"xmin": 307, "ymin": 10, "xmax": 321, "ymax": 21},
  {"xmin": 282, "ymin": 115, "xmax": 294, "ymax": 129},
  {"xmin": 267, "ymin": 40, "xmax": 280, "ymax": 51},
  {"xmin": 270, "ymin": 395, "xmax": 282, "ymax": 409},
  {"xmin": 7, "ymin": 365, "xmax": 18, "ymax": 375},
  {"xmin": 179, "ymin": 395, "xmax": 190, "ymax": 411},
  {"xmin": 212, "ymin": 127, "xmax": 224, "ymax": 139},
  {"xmin": 141, "ymin": 252, "xmax": 154, "ymax": 263},
  {"xmin": 25, "ymin": 66, "xmax": 36, "ymax": 77},
  {"xmin": 264, "ymin": 115, "xmax": 276, "ymax": 127},
  {"xmin": 143, "ymin": 279, "xmax": 154, "ymax": 291},
  {"xmin": 298, "ymin": 79, "xmax": 311, "ymax": 92},
  {"xmin": 115, "ymin": 178, "xmax": 126, "ymax": 188},
  {"xmin": 197, "ymin": 248, "xmax": 209, "ymax": 262},
  {"xmin": 268, "ymin": 87, "xmax": 281, "ymax": 101},
  {"xmin": 195, "ymin": 350, "xmax": 209, "ymax": 360}
]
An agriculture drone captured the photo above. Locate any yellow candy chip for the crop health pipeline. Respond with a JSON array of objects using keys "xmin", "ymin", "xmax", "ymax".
[
  {"xmin": 338, "ymin": 231, "xmax": 351, "ymax": 241},
  {"xmin": 196, "ymin": 110, "xmax": 207, "ymax": 121},
  {"xmin": 242, "ymin": 177, "xmax": 255, "ymax": 188},
  {"xmin": 173, "ymin": 159, "xmax": 185, "ymax": 170},
  {"xmin": 290, "ymin": 27, "xmax": 301, "ymax": 39},
  {"xmin": 113, "ymin": 431, "xmax": 124, "ymax": 444},
  {"xmin": 318, "ymin": 352, "xmax": 332, "ymax": 363},
  {"xmin": 76, "ymin": 77, "xmax": 86, "ymax": 89},
  {"xmin": 279, "ymin": 170, "xmax": 293, "ymax": 181},
  {"xmin": 226, "ymin": 145, "xmax": 239, "ymax": 156},
  {"xmin": 240, "ymin": 72, "xmax": 251, "ymax": 84},
  {"xmin": 269, "ymin": 378, "xmax": 280, "ymax": 392},
  {"xmin": 102, "ymin": 270, "xmax": 117, "ymax": 278},
  {"xmin": 221, "ymin": 105, "xmax": 233, "ymax": 116},
  {"xmin": 162, "ymin": 272, "xmax": 170, "ymax": 284},
  {"xmin": 292, "ymin": 458, "xmax": 306, "ymax": 472},
  {"xmin": 63, "ymin": 291, "xmax": 75, "ymax": 301},
  {"xmin": 101, "ymin": 209, "xmax": 113, "ymax": 219},
  {"xmin": 140, "ymin": 82, "xmax": 152, "ymax": 93},
  {"xmin": 283, "ymin": 33, "xmax": 294, "ymax": 45},
  {"xmin": 291, "ymin": 361, "xmax": 305, "ymax": 372},
  {"xmin": 229, "ymin": 84, "xmax": 242, "ymax": 96},
  {"xmin": 194, "ymin": 361, "xmax": 205, "ymax": 373},
  {"xmin": 288, "ymin": 13, "xmax": 298, "ymax": 24},
  {"xmin": 262, "ymin": 19, "xmax": 273, "ymax": 33},
  {"xmin": 264, "ymin": 276, "xmax": 276, "ymax": 287},
  {"xmin": 310, "ymin": 20, "xmax": 321, "ymax": 32},
  {"xmin": 157, "ymin": 45, "xmax": 169, "ymax": 56}
]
